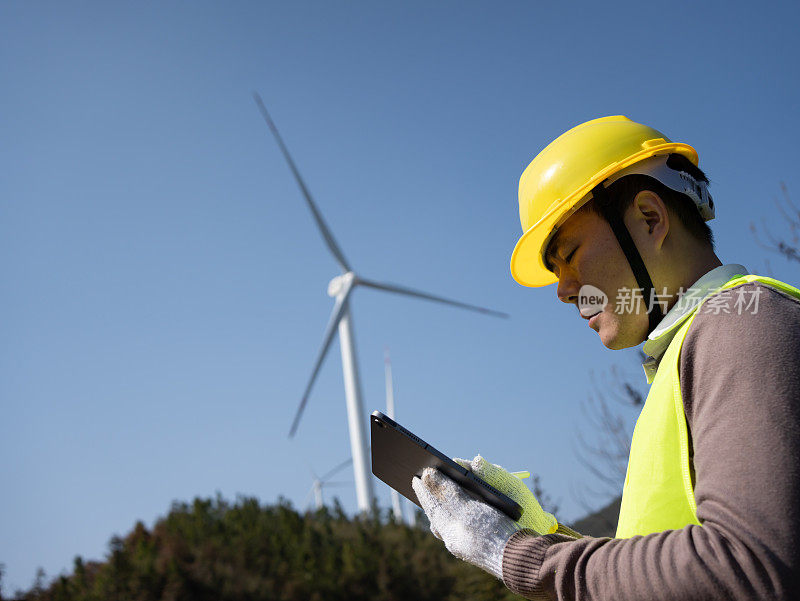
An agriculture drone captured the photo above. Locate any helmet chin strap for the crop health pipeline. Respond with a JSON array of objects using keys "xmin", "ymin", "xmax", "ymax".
[{"xmin": 591, "ymin": 183, "xmax": 663, "ymax": 336}]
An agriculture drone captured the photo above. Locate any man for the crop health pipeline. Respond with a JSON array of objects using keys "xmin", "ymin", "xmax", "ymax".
[{"xmin": 412, "ymin": 116, "xmax": 800, "ymax": 599}]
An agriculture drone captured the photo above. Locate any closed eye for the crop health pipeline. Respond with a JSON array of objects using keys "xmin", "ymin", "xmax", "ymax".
[{"xmin": 565, "ymin": 247, "xmax": 578, "ymax": 264}]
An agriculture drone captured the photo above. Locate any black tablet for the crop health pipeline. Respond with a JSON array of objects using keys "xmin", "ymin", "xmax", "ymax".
[{"xmin": 370, "ymin": 410, "xmax": 522, "ymax": 520}]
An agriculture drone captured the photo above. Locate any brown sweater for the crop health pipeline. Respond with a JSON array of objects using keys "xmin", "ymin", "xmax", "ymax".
[{"xmin": 502, "ymin": 282, "xmax": 800, "ymax": 600}]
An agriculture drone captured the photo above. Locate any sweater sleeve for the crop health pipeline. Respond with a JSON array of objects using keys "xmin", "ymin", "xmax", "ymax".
[{"xmin": 501, "ymin": 282, "xmax": 800, "ymax": 600}]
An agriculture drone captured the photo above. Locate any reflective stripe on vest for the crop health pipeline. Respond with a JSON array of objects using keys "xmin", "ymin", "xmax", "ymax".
[{"xmin": 615, "ymin": 274, "xmax": 800, "ymax": 539}]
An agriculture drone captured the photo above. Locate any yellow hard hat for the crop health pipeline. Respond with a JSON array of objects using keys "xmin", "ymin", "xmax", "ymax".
[{"xmin": 510, "ymin": 116, "xmax": 700, "ymax": 287}]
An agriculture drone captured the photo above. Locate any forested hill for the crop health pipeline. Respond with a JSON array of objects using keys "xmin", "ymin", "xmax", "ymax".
[{"xmin": 6, "ymin": 496, "xmax": 523, "ymax": 601}]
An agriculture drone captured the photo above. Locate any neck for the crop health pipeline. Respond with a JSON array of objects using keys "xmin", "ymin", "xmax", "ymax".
[
  {"xmin": 681, "ymin": 253, "xmax": 723, "ymax": 289},
  {"xmin": 665, "ymin": 250, "xmax": 723, "ymax": 313}
]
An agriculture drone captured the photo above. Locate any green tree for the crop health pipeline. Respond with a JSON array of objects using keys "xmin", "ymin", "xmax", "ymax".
[{"xmin": 13, "ymin": 495, "xmax": 525, "ymax": 601}]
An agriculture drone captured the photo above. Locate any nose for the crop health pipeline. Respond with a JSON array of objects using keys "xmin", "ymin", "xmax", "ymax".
[{"xmin": 556, "ymin": 272, "xmax": 580, "ymax": 305}]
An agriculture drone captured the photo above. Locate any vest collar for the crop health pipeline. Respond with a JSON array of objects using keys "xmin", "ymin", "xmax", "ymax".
[{"xmin": 641, "ymin": 264, "xmax": 749, "ymax": 384}]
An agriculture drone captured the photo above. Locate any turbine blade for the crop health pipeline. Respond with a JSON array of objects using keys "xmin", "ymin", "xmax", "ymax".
[
  {"xmin": 289, "ymin": 292, "xmax": 351, "ymax": 437},
  {"xmin": 320, "ymin": 456, "xmax": 354, "ymax": 482},
  {"xmin": 253, "ymin": 92, "xmax": 351, "ymax": 273},
  {"xmin": 358, "ymin": 277, "xmax": 509, "ymax": 318},
  {"xmin": 384, "ymin": 347, "xmax": 395, "ymax": 419},
  {"xmin": 305, "ymin": 461, "xmax": 318, "ymax": 481}
]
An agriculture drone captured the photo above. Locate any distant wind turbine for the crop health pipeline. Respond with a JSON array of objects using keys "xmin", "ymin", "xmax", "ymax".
[
  {"xmin": 384, "ymin": 347, "xmax": 408, "ymax": 524},
  {"xmin": 254, "ymin": 92, "xmax": 508, "ymax": 513},
  {"xmin": 306, "ymin": 457, "xmax": 353, "ymax": 511}
]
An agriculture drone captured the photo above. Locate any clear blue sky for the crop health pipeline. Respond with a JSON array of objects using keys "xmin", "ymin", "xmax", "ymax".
[{"xmin": 2, "ymin": 1, "xmax": 799, "ymax": 593}]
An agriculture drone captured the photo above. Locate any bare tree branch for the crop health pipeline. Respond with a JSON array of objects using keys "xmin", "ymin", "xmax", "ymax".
[
  {"xmin": 572, "ymin": 356, "xmax": 645, "ymax": 509},
  {"xmin": 751, "ymin": 184, "xmax": 800, "ymax": 265}
]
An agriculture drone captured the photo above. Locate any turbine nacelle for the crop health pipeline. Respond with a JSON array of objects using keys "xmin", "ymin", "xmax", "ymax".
[{"xmin": 327, "ymin": 272, "xmax": 356, "ymax": 298}]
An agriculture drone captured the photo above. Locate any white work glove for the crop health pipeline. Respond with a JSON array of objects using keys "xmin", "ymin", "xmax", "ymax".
[
  {"xmin": 412, "ymin": 467, "xmax": 522, "ymax": 579},
  {"xmin": 454, "ymin": 455, "xmax": 558, "ymax": 535}
]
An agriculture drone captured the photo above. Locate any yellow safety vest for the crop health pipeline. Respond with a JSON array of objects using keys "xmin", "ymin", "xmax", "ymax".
[{"xmin": 616, "ymin": 274, "xmax": 800, "ymax": 538}]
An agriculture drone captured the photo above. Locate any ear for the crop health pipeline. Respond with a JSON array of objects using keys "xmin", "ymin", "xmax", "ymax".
[{"xmin": 627, "ymin": 190, "xmax": 669, "ymax": 250}]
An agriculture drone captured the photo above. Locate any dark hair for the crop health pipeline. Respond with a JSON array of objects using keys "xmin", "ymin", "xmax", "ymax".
[{"xmin": 582, "ymin": 153, "xmax": 715, "ymax": 248}]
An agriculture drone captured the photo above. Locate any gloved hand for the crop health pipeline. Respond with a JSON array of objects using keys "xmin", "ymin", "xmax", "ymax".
[
  {"xmin": 412, "ymin": 467, "xmax": 522, "ymax": 579},
  {"xmin": 453, "ymin": 455, "xmax": 558, "ymax": 535}
]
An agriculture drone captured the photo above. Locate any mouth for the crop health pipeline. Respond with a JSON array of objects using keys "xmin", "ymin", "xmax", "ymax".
[{"xmin": 580, "ymin": 310, "xmax": 602, "ymax": 329}]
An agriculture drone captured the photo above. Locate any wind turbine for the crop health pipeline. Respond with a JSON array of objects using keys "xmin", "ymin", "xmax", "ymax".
[
  {"xmin": 384, "ymin": 347, "xmax": 409, "ymax": 525},
  {"xmin": 254, "ymin": 93, "xmax": 508, "ymax": 513},
  {"xmin": 306, "ymin": 457, "xmax": 353, "ymax": 511}
]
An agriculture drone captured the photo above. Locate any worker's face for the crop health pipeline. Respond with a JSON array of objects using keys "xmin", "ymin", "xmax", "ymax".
[{"xmin": 546, "ymin": 208, "xmax": 650, "ymax": 349}]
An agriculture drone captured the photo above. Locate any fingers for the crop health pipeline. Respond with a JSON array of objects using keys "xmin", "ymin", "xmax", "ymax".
[
  {"xmin": 458, "ymin": 455, "xmax": 507, "ymax": 481},
  {"xmin": 473, "ymin": 455, "xmax": 517, "ymax": 487},
  {"xmin": 478, "ymin": 454, "xmax": 506, "ymax": 472},
  {"xmin": 412, "ymin": 468, "xmax": 470, "ymax": 517},
  {"xmin": 453, "ymin": 457, "xmax": 471, "ymax": 471},
  {"xmin": 471, "ymin": 455, "xmax": 488, "ymax": 474},
  {"xmin": 471, "ymin": 454, "xmax": 500, "ymax": 479},
  {"xmin": 412, "ymin": 476, "xmax": 443, "ymax": 540},
  {"xmin": 411, "ymin": 474, "xmax": 431, "ymax": 509},
  {"xmin": 412, "ymin": 469, "xmax": 448, "ymax": 514},
  {"xmin": 413, "ymin": 469, "xmax": 461, "ymax": 542},
  {"xmin": 421, "ymin": 467, "xmax": 462, "ymax": 503}
]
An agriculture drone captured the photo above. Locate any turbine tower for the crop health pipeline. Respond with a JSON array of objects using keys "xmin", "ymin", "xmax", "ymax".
[
  {"xmin": 254, "ymin": 93, "xmax": 508, "ymax": 513},
  {"xmin": 384, "ymin": 347, "xmax": 406, "ymax": 524}
]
